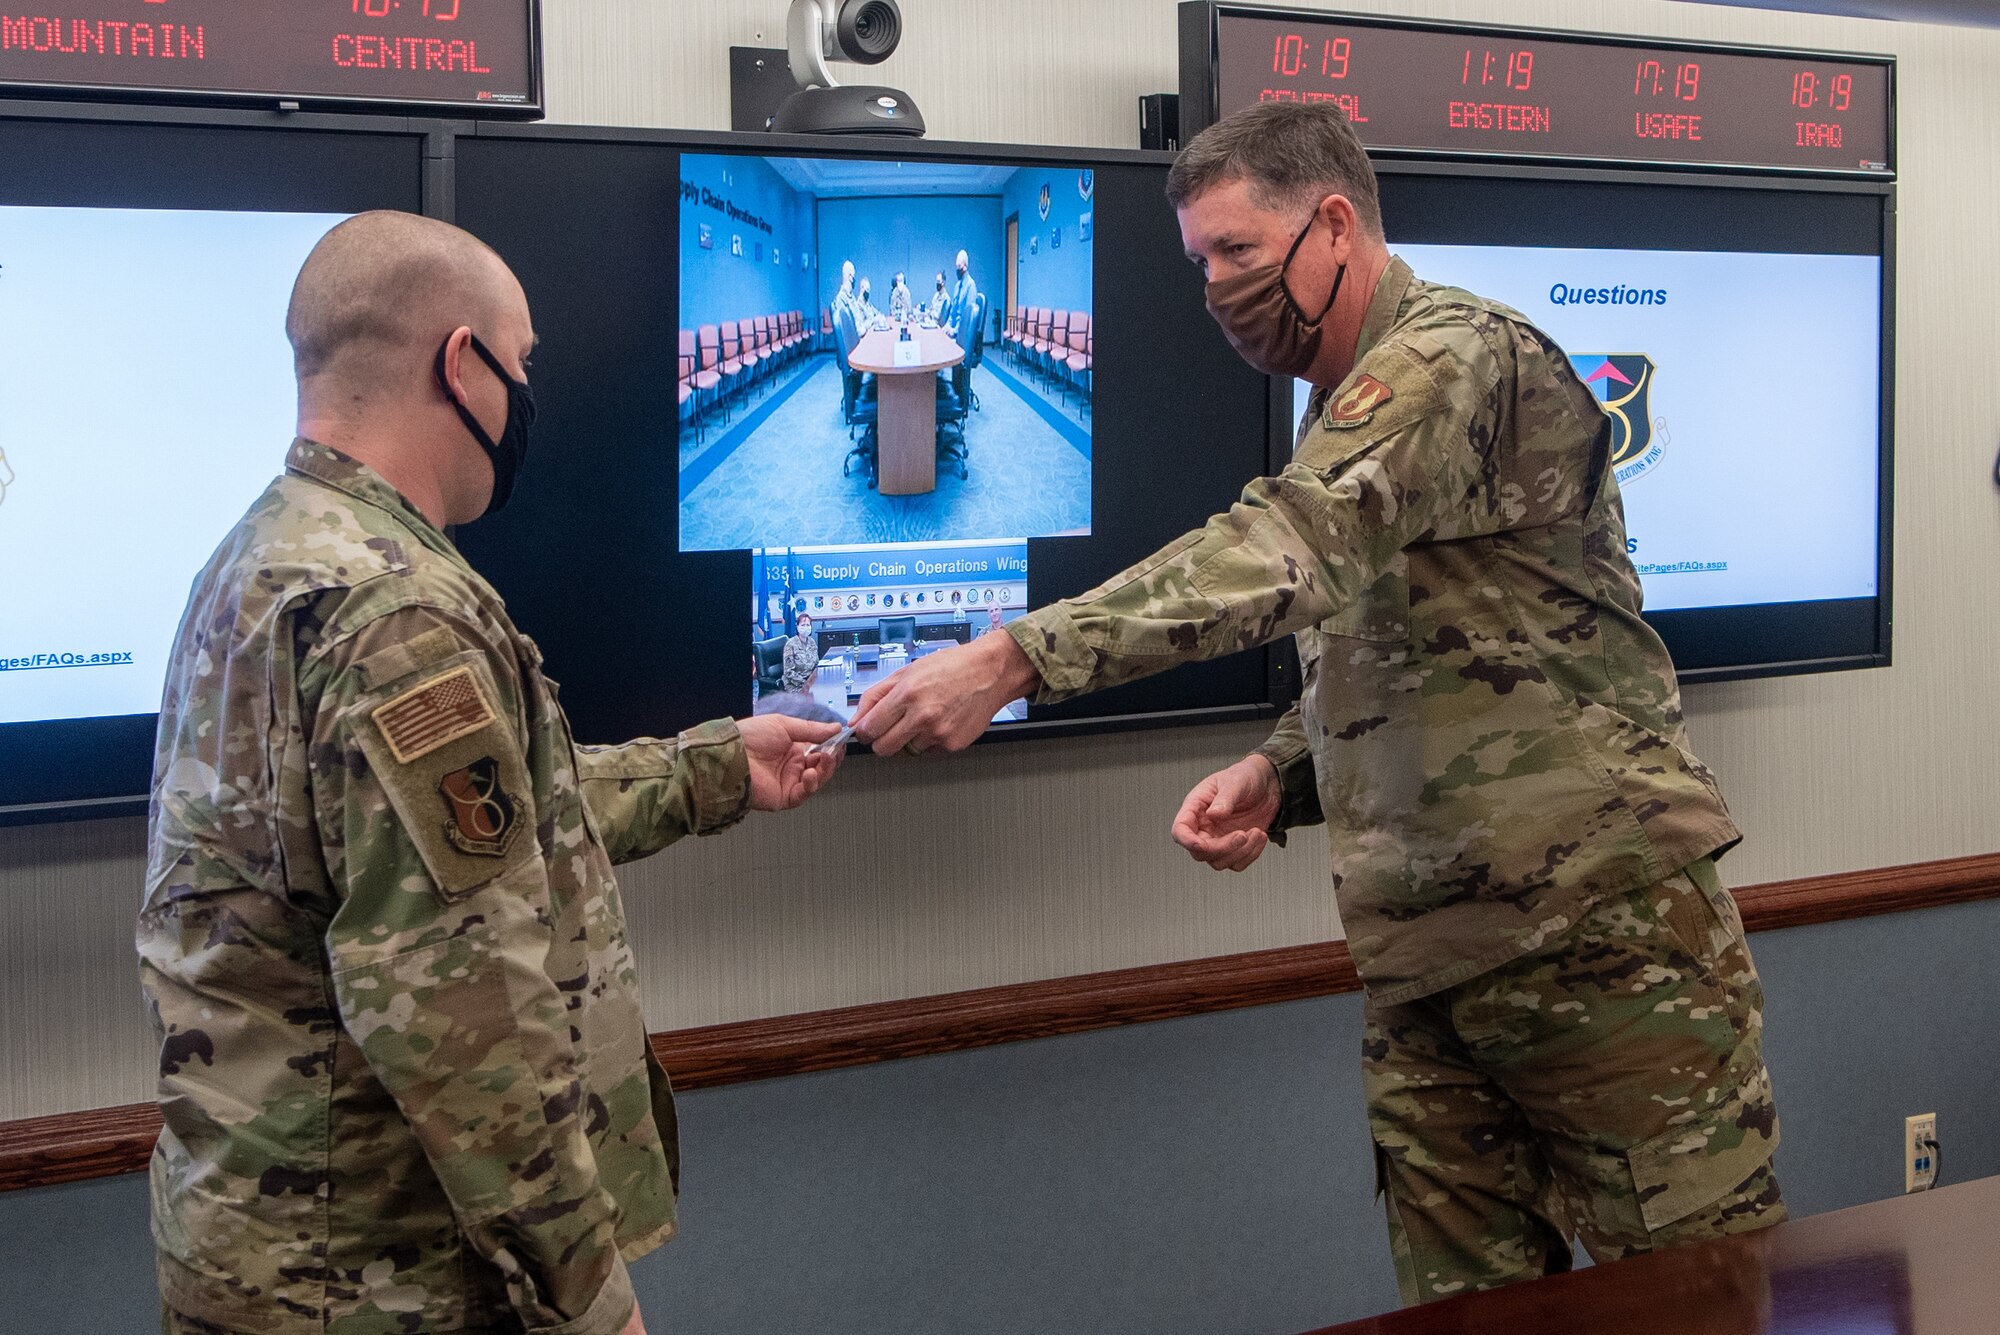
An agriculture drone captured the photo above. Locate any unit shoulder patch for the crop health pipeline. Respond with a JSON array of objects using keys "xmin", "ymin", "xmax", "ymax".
[
  {"xmin": 1326, "ymin": 374, "xmax": 1394, "ymax": 429},
  {"xmin": 438, "ymin": 756, "xmax": 521, "ymax": 858},
  {"xmin": 372, "ymin": 664, "xmax": 497, "ymax": 764}
]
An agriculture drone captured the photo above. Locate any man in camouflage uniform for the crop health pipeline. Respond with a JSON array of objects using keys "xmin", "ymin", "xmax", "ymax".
[
  {"xmin": 141, "ymin": 212, "xmax": 843, "ymax": 1335},
  {"xmin": 851, "ymin": 102, "xmax": 1783, "ymax": 1303}
]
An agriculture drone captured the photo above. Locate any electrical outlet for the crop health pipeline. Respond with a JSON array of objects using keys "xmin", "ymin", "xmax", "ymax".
[{"xmin": 1905, "ymin": 1112, "xmax": 1938, "ymax": 1193}]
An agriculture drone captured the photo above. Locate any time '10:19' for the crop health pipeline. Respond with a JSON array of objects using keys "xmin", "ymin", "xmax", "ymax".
[
  {"xmin": 1270, "ymin": 33, "xmax": 1352, "ymax": 79},
  {"xmin": 351, "ymin": 0, "xmax": 464, "ymax": 17}
]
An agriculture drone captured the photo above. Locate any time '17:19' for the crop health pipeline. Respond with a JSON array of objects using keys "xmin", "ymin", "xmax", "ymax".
[
  {"xmin": 1271, "ymin": 34, "xmax": 1352, "ymax": 79},
  {"xmin": 1634, "ymin": 59, "xmax": 1700, "ymax": 99},
  {"xmin": 351, "ymin": 0, "xmax": 463, "ymax": 17}
]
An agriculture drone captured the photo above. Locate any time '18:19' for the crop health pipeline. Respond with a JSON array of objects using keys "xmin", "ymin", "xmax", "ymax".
[
  {"xmin": 1271, "ymin": 34, "xmax": 1353, "ymax": 79},
  {"xmin": 351, "ymin": 0, "xmax": 463, "ymax": 17},
  {"xmin": 1791, "ymin": 71, "xmax": 1853, "ymax": 110}
]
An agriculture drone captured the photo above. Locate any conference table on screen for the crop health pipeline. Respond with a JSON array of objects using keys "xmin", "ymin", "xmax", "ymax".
[
  {"xmin": 847, "ymin": 322, "xmax": 965, "ymax": 495},
  {"xmin": 1302, "ymin": 1173, "xmax": 2000, "ymax": 1335}
]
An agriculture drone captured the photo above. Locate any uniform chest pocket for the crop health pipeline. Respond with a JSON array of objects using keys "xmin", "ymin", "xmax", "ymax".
[{"xmin": 1318, "ymin": 564, "xmax": 1411, "ymax": 645}]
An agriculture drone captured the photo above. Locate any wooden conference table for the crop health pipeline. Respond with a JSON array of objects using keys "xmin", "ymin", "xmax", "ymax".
[
  {"xmin": 1304, "ymin": 1174, "xmax": 2000, "ymax": 1335},
  {"xmin": 848, "ymin": 322, "xmax": 964, "ymax": 495}
]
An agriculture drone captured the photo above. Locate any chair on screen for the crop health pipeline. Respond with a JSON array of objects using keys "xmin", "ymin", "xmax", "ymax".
[
  {"xmin": 700, "ymin": 324, "xmax": 743, "ymax": 423},
  {"xmin": 754, "ymin": 636, "xmax": 787, "ymax": 695},
  {"xmin": 877, "ymin": 615, "xmax": 916, "ymax": 648},
  {"xmin": 936, "ymin": 293, "xmax": 985, "ymax": 478},
  {"xmin": 1063, "ymin": 313, "xmax": 1092, "ymax": 412},
  {"xmin": 835, "ymin": 304, "xmax": 879, "ymax": 486}
]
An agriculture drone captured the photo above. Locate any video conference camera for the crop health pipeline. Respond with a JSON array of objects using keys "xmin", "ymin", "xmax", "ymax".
[{"xmin": 773, "ymin": 0, "xmax": 926, "ymax": 137}]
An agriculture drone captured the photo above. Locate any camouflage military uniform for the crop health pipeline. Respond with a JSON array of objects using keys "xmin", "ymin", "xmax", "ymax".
[
  {"xmin": 1006, "ymin": 257, "xmax": 1782, "ymax": 1298},
  {"xmin": 780, "ymin": 632, "xmax": 820, "ymax": 693},
  {"xmin": 141, "ymin": 439, "xmax": 751, "ymax": 1335}
]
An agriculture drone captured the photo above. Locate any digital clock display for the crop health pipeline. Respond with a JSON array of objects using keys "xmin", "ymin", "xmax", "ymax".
[
  {"xmin": 1184, "ymin": 3, "xmax": 1891, "ymax": 175},
  {"xmin": 0, "ymin": 0, "xmax": 538, "ymax": 114}
]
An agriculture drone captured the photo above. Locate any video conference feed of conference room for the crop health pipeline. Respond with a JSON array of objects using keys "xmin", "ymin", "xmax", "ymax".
[
  {"xmin": 676, "ymin": 152, "xmax": 1096, "ymax": 553},
  {"xmin": 1292, "ymin": 241, "xmax": 1882, "ymax": 617},
  {"xmin": 0, "ymin": 204, "xmax": 353, "ymax": 730},
  {"xmin": 751, "ymin": 540, "xmax": 1031, "ymax": 726}
]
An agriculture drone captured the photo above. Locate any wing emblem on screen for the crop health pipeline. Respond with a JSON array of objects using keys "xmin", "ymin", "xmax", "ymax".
[
  {"xmin": 1573, "ymin": 354, "xmax": 1664, "ymax": 485},
  {"xmin": 0, "ymin": 446, "xmax": 13, "ymax": 511}
]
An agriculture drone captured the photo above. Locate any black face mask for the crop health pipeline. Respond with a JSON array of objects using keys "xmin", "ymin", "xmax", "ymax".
[{"xmin": 434, "ymin": 332, "xmax": 536, "ymax": 517}]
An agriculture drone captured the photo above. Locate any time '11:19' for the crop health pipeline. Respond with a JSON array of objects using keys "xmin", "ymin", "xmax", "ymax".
[{"xmin": 1463, "ymin": 49, "xmax": 1534, "ymax": 90}]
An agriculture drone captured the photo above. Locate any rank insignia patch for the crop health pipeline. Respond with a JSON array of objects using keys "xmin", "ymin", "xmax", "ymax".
[
  {"xmin": 372, "ymin": 665, "xmax": 496, "ymax": 764},
  {"xmin": 439, "ymin": 757, "xmax": 520, "ymax": 858},
  {"xmin": 1327, "ymin": 374, "xmax": 1393, "ymax": 427}
]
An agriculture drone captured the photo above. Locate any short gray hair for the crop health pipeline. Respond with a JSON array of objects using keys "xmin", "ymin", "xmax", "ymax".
[{"xmin": 1165, "ymin": 101, "xmax": 1383, "ymax": 237}]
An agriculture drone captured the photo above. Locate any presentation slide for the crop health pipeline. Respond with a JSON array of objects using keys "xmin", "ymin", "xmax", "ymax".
[
  {"xmin": 678, "ymin": 152, "xmax": 1095, "ymax": 553},
  {"xmin": 0, "ymin": 205, "xmax": 347, "ymax": 726},
  {"xmin": 750, "ymin": 539, "xmax": 1030, "ymax": 726},
  {"xmin": 1299, "ymin": 244, "xmax": 1880, "ymax": 612}
]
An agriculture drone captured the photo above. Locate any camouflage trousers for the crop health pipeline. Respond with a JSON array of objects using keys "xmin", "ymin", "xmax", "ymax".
[{"xmin": 1363, "ymin": 857, "xmax": 1785, "ymax": 1306}]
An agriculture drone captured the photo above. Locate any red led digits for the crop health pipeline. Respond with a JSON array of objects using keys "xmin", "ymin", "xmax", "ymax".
[
  {"xmin": 1635, "ymin": 59, "xmax": 1699, "ymax": 100},
  {"xmin": 1259, "ymin": 28, "xmax": 1363, "ymax": 120},
  {"xmin": 1272, "ymin": 31, "xmax": 1305, "ymax": 76},
  {"xmin": 1452, "ymin": 45, "xmax": 1545, "ymax": 134},
  {"xmin": 1461, "ymin": 47, "xmax": 1535, "ymax": 90},
  {"xmin": 1789, "ymin": 69, "xmax": 1851, "ymax": 150},
  {"xmin": 1213, "ymin": 12, "xmax": 1887, "ymax": 172}
]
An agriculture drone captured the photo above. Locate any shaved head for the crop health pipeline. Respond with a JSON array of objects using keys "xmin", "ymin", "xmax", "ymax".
[
  {"xmin": 287, "ymin": 210, "xmax": 522, "ymax": 392},
  {"xmin": 287, "ymin": 210, "xmax": 537, "ymax": 527}
]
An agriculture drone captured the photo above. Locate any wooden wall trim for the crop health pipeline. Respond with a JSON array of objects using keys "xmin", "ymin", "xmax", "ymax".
[
  {"xmin": 1730, "ymin": 850, "xmax": 2000, "ymax": 932},
  {"xmin": 6, "ymin": 850, "xmax": 1996, "ymax": 1195}
]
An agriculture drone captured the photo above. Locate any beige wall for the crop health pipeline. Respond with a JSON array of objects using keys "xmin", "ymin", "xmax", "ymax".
[{"xmin": 2, "ymin": 0, "xmax": 1996, "ymax": 1122}]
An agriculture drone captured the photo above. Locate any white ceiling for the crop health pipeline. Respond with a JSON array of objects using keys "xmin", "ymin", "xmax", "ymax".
[
  {"xmin": 1674, "ymin": 0, "xmax": 2000, "ymax": 27},
  {"xmin": 765, "ymin": 157, "xmax": 1019, "ymax": 198}
]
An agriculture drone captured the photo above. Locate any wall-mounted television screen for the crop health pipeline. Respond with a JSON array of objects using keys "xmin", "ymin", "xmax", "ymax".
[
  {"xmin": 450, "ymin": 128, "xmax": 1278, "ymax": 752},
  {"xmin": 0, "ymin": 204, "xmax": 349, "ymax": 726},
  {"xmin": 1293, "ymin": 241, "xmax": 1882, "ymax": 621},
  {"xmin": 0, "ymin": 114, "xmax": 428, "ymax": 820},
  {"xmin": 1351, "ymin": 168, "xmax": 1892, "ymax": 679}
]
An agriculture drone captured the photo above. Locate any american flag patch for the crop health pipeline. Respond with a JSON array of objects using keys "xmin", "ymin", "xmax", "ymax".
[{"xmin": 372, "ymin": 665, "xmax": 497, "ymax": 764}]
